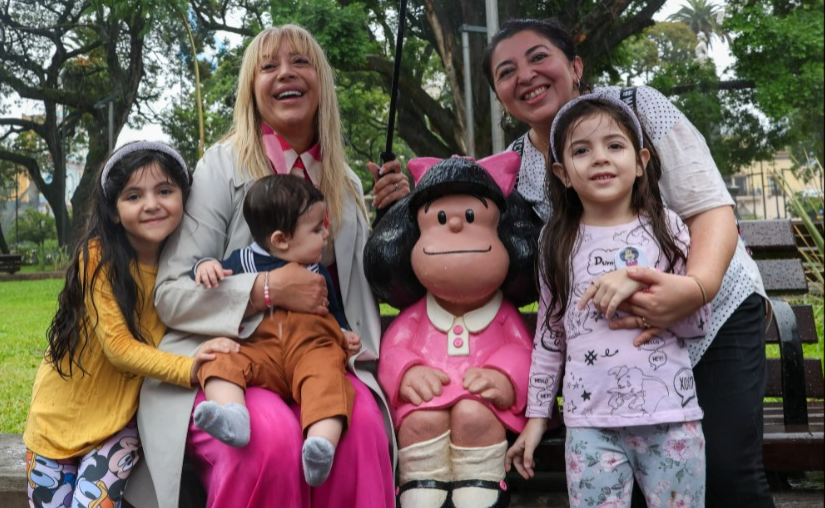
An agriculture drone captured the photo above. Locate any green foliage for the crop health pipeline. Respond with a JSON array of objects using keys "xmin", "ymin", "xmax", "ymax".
[
  {"xmin": 786, "ymin": 192, "xmax": 824, "ymax": 221},
  {"xmin": 647, "ymin": 61, "xmax": 771, "ymax": 174},
  {"xmin": 727, "ymin": 0, "xmax": 825, "ymax": 163},
  {"xmin": 15, "ymin": 209, "xmax": 56, "ymax": 246},
  {"xmin": 268, "ymin": 0, "xmax": 374, "ymax": 69},
  {"xmin": 608, "ymin": 1, "xmax": 822, "ymax": 174},
  {"xmin": 769, "ymin": 158, "xmax": 824, "ymax": 295},
  {"xmin": 646, "ymin": 22, "xmax": 700, "ymax": 65},
  {"xmin": 666, "ymin": 0, "xmax": 728, "ymax": 42}
]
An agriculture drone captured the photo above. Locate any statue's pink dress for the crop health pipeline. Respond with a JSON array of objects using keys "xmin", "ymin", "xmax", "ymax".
[{"xmin": 378, "ymin": 291, "xmax": 533, "ymax": 432}]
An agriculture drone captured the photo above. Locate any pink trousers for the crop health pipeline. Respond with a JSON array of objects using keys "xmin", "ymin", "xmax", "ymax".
[{"xmin": 186, "ymin": 373, "xmax": 394, "ymax": 508}]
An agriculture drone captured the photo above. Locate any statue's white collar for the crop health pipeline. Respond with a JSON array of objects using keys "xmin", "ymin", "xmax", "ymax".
[{"xmin": 426, "ymin": 290, "xmax": 503, "ymax": 333}]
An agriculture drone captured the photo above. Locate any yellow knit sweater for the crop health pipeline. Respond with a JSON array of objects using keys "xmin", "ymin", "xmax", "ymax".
[{"xmin": 24, "ymin": 243, "xmax": 194, "ymax": 459}]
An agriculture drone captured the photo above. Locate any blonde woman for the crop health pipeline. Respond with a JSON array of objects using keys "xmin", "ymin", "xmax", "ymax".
[{"xmin": 124, "ymin": 25, "xmax": 407, "ymax": 508}]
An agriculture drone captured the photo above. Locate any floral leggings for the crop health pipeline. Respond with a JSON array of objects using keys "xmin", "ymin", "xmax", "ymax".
[
  {"xmin": 565, "ymin": 422, "xmax": 705, "ymax": 508},
  {"xmin": 26, "ymin": 421, "xmax": 140, "ymax": 508}
]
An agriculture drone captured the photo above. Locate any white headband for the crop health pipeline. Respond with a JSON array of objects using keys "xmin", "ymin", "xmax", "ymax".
[
  {"xmin": 549, "ymin": 92, "xmax": 644, "ymax": 162},
  {"xmin": 101, "ymin": 141, "xmax": 189, "ymax": 198}
]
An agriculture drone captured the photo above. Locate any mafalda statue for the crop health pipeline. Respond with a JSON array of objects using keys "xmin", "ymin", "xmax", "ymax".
[{"xmin": 365, "ymin": 154, "xmax": 542, "ymax": 508}]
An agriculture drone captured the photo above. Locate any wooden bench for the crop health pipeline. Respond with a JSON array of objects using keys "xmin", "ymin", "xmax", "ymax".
[
  {"xmin": 741, "ymin": 219, "xmax": 824, "ymax": 474},
  {"xmin": 526, "ymin": 219, "xmax": 824, "ymax": 477},
  {"xmin": 0, "ymin": 254, "xmax": 23, "ymax": 274}
]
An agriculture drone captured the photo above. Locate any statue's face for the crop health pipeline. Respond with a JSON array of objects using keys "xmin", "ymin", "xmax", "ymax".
[{"xmin": 411, "ymin": 193, "xmax": 509, "ymax": 305}]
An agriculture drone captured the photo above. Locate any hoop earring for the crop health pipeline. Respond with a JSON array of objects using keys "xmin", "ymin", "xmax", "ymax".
[{"xmin": 501, "ymin": 111, "xmax": 515, "ymax": 129}]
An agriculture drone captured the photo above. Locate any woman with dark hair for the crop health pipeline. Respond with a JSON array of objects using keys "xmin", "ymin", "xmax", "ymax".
[{"xmin": 483, "ymin": 18, "xmax": 772, "ymax": 508}]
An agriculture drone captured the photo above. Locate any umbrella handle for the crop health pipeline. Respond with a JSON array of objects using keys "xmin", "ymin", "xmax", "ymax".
[
  {"xmin": 372, "ymin": 151, "xmax": 399, "ymax": 226},
  {"xmin": 379, "ymin": 151, "xmax": 397, "ymax": 167}
]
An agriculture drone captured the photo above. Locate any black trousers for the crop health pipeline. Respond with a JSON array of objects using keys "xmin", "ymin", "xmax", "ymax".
[{"xmin": 633, "ymin": 293, "xmax": 775, "ymax": 507}]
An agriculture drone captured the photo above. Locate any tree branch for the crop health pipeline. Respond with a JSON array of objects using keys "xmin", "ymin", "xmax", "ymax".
[{"xmin": 670, "ymin": 79, "xmax": 755, "ymax": 94}]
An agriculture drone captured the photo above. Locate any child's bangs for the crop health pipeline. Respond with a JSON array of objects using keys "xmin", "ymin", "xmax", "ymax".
[{"xmin": 149, "ymin": 161, "xmax": 179, "ymax": 186}]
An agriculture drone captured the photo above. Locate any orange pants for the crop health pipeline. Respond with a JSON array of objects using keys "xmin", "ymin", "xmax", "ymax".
[{"xmin": 198, "ymin": 309, "xmax": 354, "ymax": 434}]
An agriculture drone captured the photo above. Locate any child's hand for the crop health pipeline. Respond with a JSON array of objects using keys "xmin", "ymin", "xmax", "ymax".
[
  {"xmin": 343, "ymin": 331, "xmax": 361, "ymax": 355},
  {"xmin": 190, "ymin": 337, "xmax": 241, "ymax": 385},
  {"xmin": 463, "ymin": 367, "xmax": 515, "ymax": 410},
  {"xmin": 505, "ymin": 418, "xmax": 549, "ymax": 479},
  {"xmin": 399, "ymin": 365, "xmax": 451, "ymax": 405},
  {"xmin": 578, "ymin": 268, "xmax": 647, "ymax": 319},
  {"xmin": 195, "ymin": 260, "xmax": 233, "ymax": 289}
]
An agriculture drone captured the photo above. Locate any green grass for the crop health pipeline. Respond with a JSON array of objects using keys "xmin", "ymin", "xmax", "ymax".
[{"xmin": 0, "ymin": 279, "xmax": 61, "ymax": 433}]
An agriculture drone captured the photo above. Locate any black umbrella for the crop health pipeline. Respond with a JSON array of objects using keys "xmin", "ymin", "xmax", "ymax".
[
  {"xmin": 381, "ymin": 0, "xmax": 408, "ymax": 167},
  {"xmin": 373, "ymin": 0, "xmax": 408, "ymax": 224}
]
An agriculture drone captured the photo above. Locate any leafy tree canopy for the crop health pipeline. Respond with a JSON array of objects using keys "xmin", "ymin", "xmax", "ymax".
[{"xmin": 3, "ymin": 0, "xmax": 822, "ymax": 238}]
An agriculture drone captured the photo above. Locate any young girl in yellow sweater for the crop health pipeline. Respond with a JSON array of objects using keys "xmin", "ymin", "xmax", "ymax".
[{"xmin": 23, "ymin": 141, "xmax": 238, "ymax": 508}]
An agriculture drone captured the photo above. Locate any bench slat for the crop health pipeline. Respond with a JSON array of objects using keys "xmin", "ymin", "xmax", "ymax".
[
  {"xmin": 766, "ymin": 358, "xmax": 825, "ymax": 399},
  {"xmin": 756, "ymin": 259, "xmax": 810, "ymax": 294},
  {"xmin": 739, "ymin": 219, "xmax": 799, "ymax": 254},
  {"xmin": 763, "ymin": 400, "xmax": 824, "ymax": 472}
]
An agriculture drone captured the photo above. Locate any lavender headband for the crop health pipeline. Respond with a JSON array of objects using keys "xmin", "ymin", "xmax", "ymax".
[
  {"xmin": 549, "ymin": 92, "xmax": 644, "ymax": 162},
  {"xmin": 101, "ymin": 141, "xmax": 189, "ymax": 198}
]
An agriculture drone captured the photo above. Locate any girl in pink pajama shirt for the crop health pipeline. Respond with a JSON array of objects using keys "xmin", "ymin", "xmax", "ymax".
[{"xmin": 506, "ymin": 94, "xmax": 712, "ymax": 508}]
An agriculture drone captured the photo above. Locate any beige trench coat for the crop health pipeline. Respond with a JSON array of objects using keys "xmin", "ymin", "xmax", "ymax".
[{"xmin": 124, "ymin": 140, "xmax": 396, "ymax": 508}]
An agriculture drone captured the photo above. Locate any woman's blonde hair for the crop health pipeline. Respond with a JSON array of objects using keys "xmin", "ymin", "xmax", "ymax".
[{"xmin": 226, "ymin": 24, "xmax": 366, "ymax": 235}]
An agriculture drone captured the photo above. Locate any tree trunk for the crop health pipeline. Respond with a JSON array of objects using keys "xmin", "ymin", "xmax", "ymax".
[{"xmin": 0, "ymin": 226, "xmax": 9, "ymax": 254}]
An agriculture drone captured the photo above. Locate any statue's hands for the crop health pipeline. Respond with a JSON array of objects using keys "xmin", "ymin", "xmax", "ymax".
[
  {"xmin": 463, "ymin": 367, "xmax": 515, "ymax": 410},
  {"xmin": 399, "ymin": 365, "xmax": 451, "ymax": 405}
]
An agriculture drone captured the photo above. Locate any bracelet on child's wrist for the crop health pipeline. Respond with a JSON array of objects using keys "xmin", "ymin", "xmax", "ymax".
[{"xmin": 263, "ymin": 271, "xmax": 272, "ymax": 314}]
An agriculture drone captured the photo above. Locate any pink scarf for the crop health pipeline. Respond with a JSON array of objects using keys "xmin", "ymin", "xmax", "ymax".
[{"xmin": 261, "ymin": 124, "xmax": 323, "ymax": 184}]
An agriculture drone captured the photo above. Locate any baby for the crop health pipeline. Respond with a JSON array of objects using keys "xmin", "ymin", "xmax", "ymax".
[{"xmin": 191, "ymin": 174, "xmax": 359, "ymax": 486}]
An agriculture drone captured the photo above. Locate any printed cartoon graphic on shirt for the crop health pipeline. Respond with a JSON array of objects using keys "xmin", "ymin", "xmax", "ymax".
[
  {"xmin": 606, "ymin": 365, "xmax": 669, "ymax": 416},
  {"xmin": 529, "ymin": 372, "xmax": 557, "ymax": 408},
  {"xmin": 674, "ymin": 367, "xmax": 698, "ymax": 408},
  {"xmin": 637, "ymin": 335, "xmax": 668, "ymax": 371},
  {"xmin": 586, "ymin": 248, "xmax": 616, "ymax": 276},
  {"xmin": 615, "ymin": 245, "xmax": 648, "ymax": 269},
  {"xmin": 614, "ymin": 221, "xmax": 655, "ymax": 250},
  {"xmin": 563, "ymin": 374, "xmax": 589, "ymax": 414},
  {"xmin": 669, "ymin": 311, "xmax": 709, "ymax": 341},
  {"xmin": 538, "ymin": 324, "xmax": 564, "ymax": 352}
]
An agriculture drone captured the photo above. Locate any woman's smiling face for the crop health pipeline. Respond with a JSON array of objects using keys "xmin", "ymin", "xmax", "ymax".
[
  {"xmin": 489, "ymin": 29, "xmax": 582, "ymax": 130},
  {"xmin": 254, "ymin": 41, "xmax": 320, "ymax": 143},
  {"xmin": 411, "ymin": 194, "xmax": 508, "ymax": 305}
]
